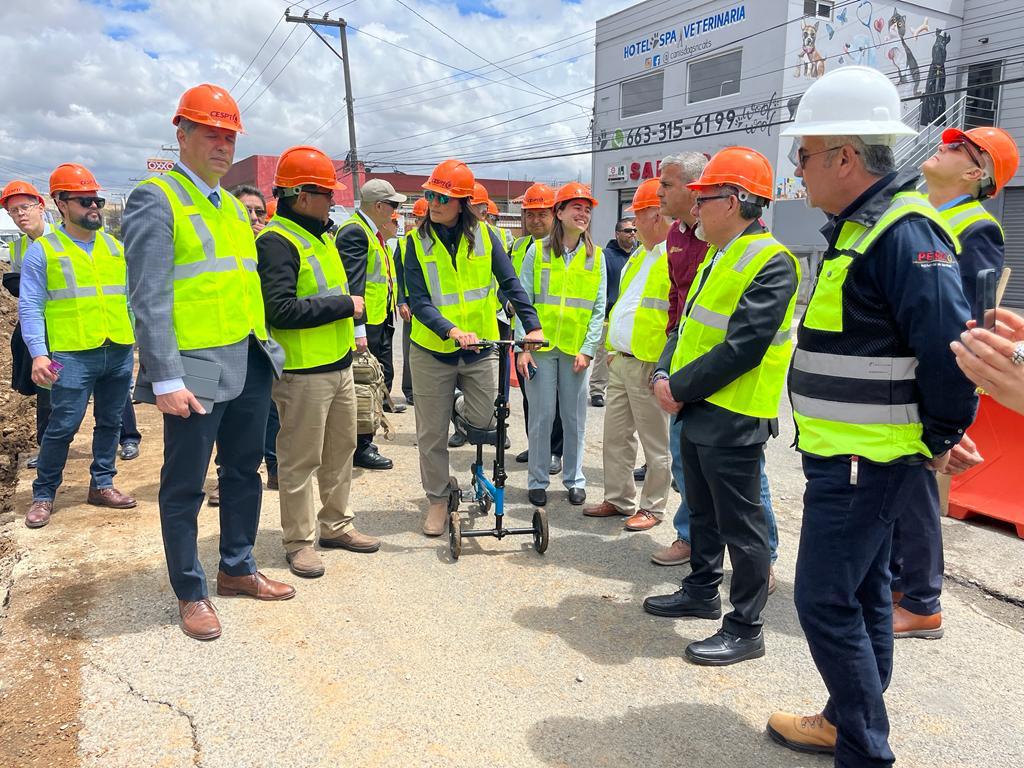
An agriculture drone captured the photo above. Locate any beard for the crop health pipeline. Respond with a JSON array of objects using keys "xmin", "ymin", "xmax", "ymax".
[
  {"xmin": 694, "ymin": 222, "xmax": 707, "ymax": 242},
  {"xmin": 75, "ymin": 211, "xmax": 104, "ymax": 231}
]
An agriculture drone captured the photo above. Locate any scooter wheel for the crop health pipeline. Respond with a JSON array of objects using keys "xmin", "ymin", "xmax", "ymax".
[
  {"xmin": 447, "ymin": 475, "xmax": 460, "ymax": 513},
  {"xmin": 448, "ymin": 511, "xmax": 462, "ymax": 560},
  {"xmin": 532, "ymin": 507, "xmax": 549, "ymax": 554}
]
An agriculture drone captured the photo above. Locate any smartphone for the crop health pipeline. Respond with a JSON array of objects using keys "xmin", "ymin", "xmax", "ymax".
[
  {"xmin": 527, "ymin": 362, "xmax": 538, "ymax": 380},
  {"xmin": 974, "ymin": 268, "xmax": 997, "ymax": 330}
]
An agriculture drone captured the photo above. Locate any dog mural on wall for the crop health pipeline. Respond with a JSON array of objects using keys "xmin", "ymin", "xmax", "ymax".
[
  {"xmin": 921, "ymin": 29, "xmax": 952, "ymax": 125},
  {"xmin": 889, "ymin": 9, "xmax": 922, "ymax": 94},
  {"xmin": 795, "ymin": 20, "xmax": 826, "ymax": 79}
]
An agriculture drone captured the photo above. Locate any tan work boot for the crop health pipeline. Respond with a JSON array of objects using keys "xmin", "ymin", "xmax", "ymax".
[
  {"xmin": 320, "ymin": 529, "xmax": 381, "ymax": 553},
  {"xmin": 651, "ymin": 539, "xmax": 691, "ymax": 566},
  {"xmin": 766, "ymin": 712, "xmax": 836, "ymax": 755},
  {"xmin": 893, "ymin": 605, "xmax": 944, "ymax": 639},
  {"xmin": 423, "ymin": 501, "xmax": 448, "ymax": 537},
  {"xmin": 286, "ymin": 547, "xmax": 325, "ymax": 578}
]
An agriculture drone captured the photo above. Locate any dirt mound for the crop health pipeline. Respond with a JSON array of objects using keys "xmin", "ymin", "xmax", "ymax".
[{"xmin": 1, "ymin": 264, "xmax": 36, "ymax": 517}]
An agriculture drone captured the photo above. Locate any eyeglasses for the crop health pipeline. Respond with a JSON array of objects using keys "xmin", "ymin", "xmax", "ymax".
[
  {"xmin": 379, "ymin": 199, "xmax": 400, "ymax": 210},
  {"xmin": 65, "ymin": 196, "xmax": 106, "ymax": 209},
  {"xmin": 245, "ymin": 205, "xmax": 267, "ymax": 218},
  {"xmin": 5, "ymin": 202, "xmax": 40, "ymax": 216},
  {"xmin": 617, "ymin": 228, "xmax": 637, "ymax": 234},
  {"xmin": 693, "ymin": 193, "xmax": 734, "ymax": 208},
  {"xmin": 944, "ymin": 140, "xmax": 984, "ymax": 168},
  {"xmin": 424, "ymin": 191, "xmax": 451, "ymax": 205}
]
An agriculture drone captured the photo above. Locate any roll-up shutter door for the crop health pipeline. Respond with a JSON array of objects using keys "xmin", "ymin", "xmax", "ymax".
[{"xmin": 1002, "ymin": 187, "xmax": 1024, "ymax": 310}]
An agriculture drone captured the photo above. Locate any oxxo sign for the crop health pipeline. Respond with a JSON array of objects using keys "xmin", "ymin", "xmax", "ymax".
[
  {"xmin": 622, "ymin": 3, "xmax": 747, "ymax": 60},
  {"xmin": 146, "ymin": 158, "xmax": 175, "ymax": 173}
]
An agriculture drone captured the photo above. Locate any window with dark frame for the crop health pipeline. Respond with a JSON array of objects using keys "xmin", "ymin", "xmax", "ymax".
[
  {"xmin": 687, "ymin": 49, "xmax": 742, "ymax": 104},
  {"xmin": 803, "ymin": 0, "xmax": 833, "ymax": 19},
  {"xmin": 964, "ymin": 60, "xmax": 1003, "ymax": 129},
  {"xmin": 620, "ymin": 71, "xmax": 665, "ymax": 119}
]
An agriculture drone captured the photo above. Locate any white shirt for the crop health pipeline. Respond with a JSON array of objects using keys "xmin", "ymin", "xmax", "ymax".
[{"xmin": 607, "ymin": 241, "xmax": 666, "ymax": 355}]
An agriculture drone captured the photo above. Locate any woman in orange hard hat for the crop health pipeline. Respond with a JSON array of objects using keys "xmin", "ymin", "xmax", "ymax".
[
  {"xmin": 515, "ymin": 182, "xmax": 606, "ymax": 508},
  {"xmin": 402, "ymin": 159, "xmax": 544, "ymax": 536}
]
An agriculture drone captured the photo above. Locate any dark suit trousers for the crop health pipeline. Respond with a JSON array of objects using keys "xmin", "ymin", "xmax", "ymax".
[
  {"xmin": 401, "ymin": 313, "xmax": 413, "ymax": 400},
  {"xmin": 680, "ymin": 434, "xmax": 769, "ymax": 638},
  {"xmin": 358, "ymin": 313, "xmax": 395, "ymax": 453},
  {"xmin": 159, "ymin": 340, "xmax": 273, "ymax": 601},
  {"xmin": 889, "ymin": 469, "xmax": 943, "ymax": 616}
]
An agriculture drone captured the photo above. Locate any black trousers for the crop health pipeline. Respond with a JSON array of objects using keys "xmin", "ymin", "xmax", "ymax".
[
  {"xmin": 358, "ymin": 313, "xmax": 396, "ymax": 454},
  {"xmin": 889, "ymin": 469, "xmax": 943, "ymax": 616},
  {"xmin": 158, "ymin": 339, "xmax": 272, "ymax": 601},
  {"xmin": 680, "ymin": 434, "xmax": 769, "ymax": 638}
]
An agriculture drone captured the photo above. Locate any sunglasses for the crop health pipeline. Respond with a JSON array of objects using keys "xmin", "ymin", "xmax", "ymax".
[
  {"xmin": 693, "ymin": 193, "xmax": 734, "ymax": 208},
  {"xmin": 424, "ymin": 190, "xmax": 451, "ymax": 205},
  {"xmin": 617, "ymin": 227, "xmax": 637, "ymax": 234},
  {"xmin": 65, "ymin": 196, "xmax": 106, "ymax": 209},
  {"xmin": 945, "ymin": 140, "xmax": 984, "ymax": 168},
  {"xmin": 379, "ymin": 199, "xmax": 400, "ymax": 210}
]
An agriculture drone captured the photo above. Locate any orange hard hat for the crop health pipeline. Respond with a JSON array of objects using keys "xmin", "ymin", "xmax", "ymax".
[
  {"xmin": 471, "ymin": 182, "xmax": 489, "ymax": 206},
  {"xmin": 274, "ymin": 145, "xmax": 347, "ymax": 191},
  {"xmin": 626, "ymin": 178, "xmax": 661, "ymax": 212},
  {"xmin": 266, "ymin": 198, "xmax": 277, "ymax": 218},
  {"xmin": 422, "ymin": 159, "xmax": 475, "ymax": 199},
  {"xmin": 942, "ymin": 126, "xmax": 1020, "ymax": 197},
  {"xmin": 412, "ymin": 197, "xmax": 428, "ymax": 217},
  {"xmin": 486, "ymin": 199, "xmax": 499, "ymax": 216},
  {"xmin": 0, "ymin": 179, "xmax": 45, "ymax": 208},
  {"xmin": 687, "ymin": 146, "xmax": 774, "ymax": 202},
  {"xmin": 554, "ymin": 182, "xmax": 598, "ymax": 208},
  {"xmin": 391, "ymin": 209, "xmax": 400, "ymax": 221},
  {"xmin": 521, "ymin": 183, "xmax": 555, "ymax": 210},
  {"xmin": 49, "ymin": 163, "xmax": 101, "ymax": 196},
  {"xmin": 173, "ymin": 83, "xmax": 244, "ymax": 133}
]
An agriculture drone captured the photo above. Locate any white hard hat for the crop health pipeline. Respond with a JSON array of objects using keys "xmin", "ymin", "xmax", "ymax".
[{"xmin": 781, "ymin": 65, "xmax": 917, "ymax": 147}]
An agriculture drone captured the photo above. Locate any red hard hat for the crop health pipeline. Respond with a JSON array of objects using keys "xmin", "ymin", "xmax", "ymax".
[
  {"xmin": 626, "ymin": 178, "xmax": 661, "ymax": 212},
  {"xmin": 49, "ymin": 163, "xmax": 101, "ymax": 196},
  {"xmin": 173, "ymin": 83, "xmax": 244, "ymax": 133},
  {"xmin": 554, "ymin": 182, "xmax": 598, "ymax": 208},
  {"xmin": 422, "ymin": 159, "xmax": 475, "ymax": 199},
  {"xmin": 0, "ymin": 180, "xmax": 45, "ymax": 208},
  {"xmin": 522, "ymin": 183, "xmax": 555, "ymax": 210},
  {"xmin": 687, "ymin": 146, "xmax": 774, "ymax": 202},
  {"xmin": 471, "ymin": 182, "xmax": 489, "ymax": 206},
  {"xmin": 274, "ymin": 145, "xmax": 347, "ymax": 190},
  {"xmin": 942, "ymin": 126, "xmax": 1020, "ymax": 197},
  {"xmin": 412, "ymin": 198, "xmax": 428, "ymax": 217}
]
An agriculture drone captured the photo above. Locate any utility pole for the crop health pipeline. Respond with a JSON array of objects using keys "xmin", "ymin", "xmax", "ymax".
[{"xmin": 284, "ymin": 8, "xmax": 360, "ymax": 201}]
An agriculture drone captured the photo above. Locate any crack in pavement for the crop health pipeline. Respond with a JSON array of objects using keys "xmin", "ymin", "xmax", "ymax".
[
  {"xmin": 945, "ymin": 571, "xmax": 1024, "ymax": 610},
  {"xmin": 92, "ymin": 663, "xmax": 204, "ymax": 767}
]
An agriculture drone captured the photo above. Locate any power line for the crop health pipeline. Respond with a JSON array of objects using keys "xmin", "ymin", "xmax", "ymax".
[
  {"xmin": 239, "ymin": 27, "xmax": 315, "ymax": 112},
  {"xmin": 235, "ymin": 23, "xmax": 299, "ymax": 103},
  {"xmin": 230, "ymin": 14, "xmax": 285, "ymax": 92}
]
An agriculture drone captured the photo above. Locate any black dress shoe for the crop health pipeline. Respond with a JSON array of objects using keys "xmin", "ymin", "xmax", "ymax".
[
  {"xmin": 384, "ymin": 401, "xmax": 407, "ymax": 414},
  {"xmin": 643, "ymin": 588, "xmax": 722, "ymax": 619},
  {"xmin": 515, "ymin": 450, "xmax": 529, "ymax": 464},
  {"xmin": 685, "ymin": 629, "xmax": 765, "ymax": 666},
  {"xmin": 633, "ymin": 464, "xmax": 647, "ymax": 482},
  {"xmin": 567, "ymin": 487, "xmax": 586, "ymax": 505},
  {"xmin": 590, "ymin": 394, "xmax": 605, "ymax": 407},
  {"xmin": 119, "ymin": 441, "xmax": 140, "ymax": 461},
  {"xmin": 404, "ymin": 394, "xmax": 414, "ymax": 406},
  {"xmin": 548, "ymin": 456, "xmax": 562, "ymax": 475},
  {"xmin": 504, "ymin": 436, "xmax": 511, "ymax": 450},
  {"xmin": 354, "ymin": 448, "xmax": 393, "ymax": 470},
  {"xmin": 528, "ymin": 488, "xmax": 547, "ymax": 507},
  {"xmin": 448, "ymin": 431, "xmax": 468, "ymax": 448}
]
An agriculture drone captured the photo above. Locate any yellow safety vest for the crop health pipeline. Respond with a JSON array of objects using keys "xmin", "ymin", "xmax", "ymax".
[
  {"xmin": 341, "ymin": 213, "xmax": 395, "ymax": 325},
  {"xmin": 9, "ymin": 233, "xmax": 30, "ymax": 273},
  {"xmin": 39, "ymin": 229, "xmax": 135, "ymax": 352},
  {"xmin": 533, "ymin": 239, "xmax": 604, "ymax": 355},
  {"xmin": 607, "ymin": 242, "xmax": 670, "ymax": 363},
  {"xmin": 139, "ymin": 170, "xmax": 267, "ymax": 350},
  {"xmin": 511, "ymin": 235, "xmax": 536, "ymax": 275},
  {"xmin": 410, "ymin": 222, "xmax": 496, "ymax": 354},
  {"xmin": 257, "ymin": 216, "xmax": 355, "ymax": 370},
  {"xmin": 671, "ymin": 232, "xmax": 799, "ymax": 418},
  {"xmin": 792, "ymin": 191, "xmax": 958, "ymax": 462},
  {"xmin": 941, "ymin": 199, "xmax": 1002, "ymax": 239}
]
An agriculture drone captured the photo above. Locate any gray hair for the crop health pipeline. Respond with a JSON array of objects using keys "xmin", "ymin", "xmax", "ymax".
[
  {"xmin": 829, "ymin": 135, "xmax": 896, "ymax": 176},
  {"xmin": 177, "ymin": 116, "xmax": 199, "ymax": 135},
  {"xmin": 661, "ymin": 152, "xmax": 708, "ymax": 183},
  {"xmin": 231, "ymin": 185, "xmax": 264, "ymax": 203}
]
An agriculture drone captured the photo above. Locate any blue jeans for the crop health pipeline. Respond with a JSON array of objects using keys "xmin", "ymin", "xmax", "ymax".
[
  {"xmin": 669, "ymin": 418, "xmax": 779, "ymax": 563},
  {"xmin": 33, "ymin": 345, "xmax": 134, "ymax": 501}
]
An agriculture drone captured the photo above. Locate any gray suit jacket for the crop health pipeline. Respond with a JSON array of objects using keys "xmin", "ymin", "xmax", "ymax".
[{"xmin": 122, "ymin": 165, "xmax": 284, "ymax": 403}]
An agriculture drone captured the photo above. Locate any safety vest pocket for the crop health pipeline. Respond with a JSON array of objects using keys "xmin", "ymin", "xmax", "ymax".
[{"xmin": 803, "ymin": 255, "xmax": 853, "ymax": 332}]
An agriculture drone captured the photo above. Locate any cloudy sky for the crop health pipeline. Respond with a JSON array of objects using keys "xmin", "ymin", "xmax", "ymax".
[{"xmin": 0, "ymin": 0, "xmax": 634, "ymax": 197}]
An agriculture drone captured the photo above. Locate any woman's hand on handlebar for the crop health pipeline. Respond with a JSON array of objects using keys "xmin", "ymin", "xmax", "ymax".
[
  {"xmin": 520, "ymin": 328, "xmax": 545, "ymax": 352},
  {"xmin": 448, "ymin": 327, "xmax": 480, "ymax": 349}
]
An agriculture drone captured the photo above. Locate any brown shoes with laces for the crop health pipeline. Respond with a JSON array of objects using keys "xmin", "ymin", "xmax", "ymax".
[
  {"xmin": 624, "ymin": 509, "xmax": 661, "ymax": 531},
  {"xmin": 215, "ymin": 571, "xmax": 296, "ymax": 601},
  {"xmin": 582, "ymin": 500, "xmax": 628, "ymax": 518},
  {"xmin": 178, "ymin": 599, "xmax": 222, "ymax": 641},
  {"xmin": 766, "ymin": 712, "xmax": 837, "ymax": 755},
  {"xmin": 87, "ymin": 486, "xmax": 137, "ymax": 509},
  {"xmin": 25, "ymin": 500, "xmax": 53, "ymax": 529}
]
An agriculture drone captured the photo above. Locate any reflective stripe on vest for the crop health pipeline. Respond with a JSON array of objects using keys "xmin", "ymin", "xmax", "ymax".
[
  {"xmin": 511, "ymin": 235, "xmax": 534, "ymax": 275},
  {"xmin": 139, "ymin": 171, "xmax": 267, "ymax": 350},
  {"xmin": 942, "ymin": 199, "xmax": 1003, "ymax": 239},
  {"xmin": 409, "ymin": 222, "xmax": 497, "ymax": 353},
  {"xmin": 534, "ymin": 240, "xmax": 604, "ymax": 355},
  {"xmin": 670, "ymin": 233, "xmax": 799, "ymax": 418},
  {"xmin": 258, "ymin": 217, "xmax": 355, "ymax": 369},
  {"xmin": 39, "ymin": 229, "xmax": 135, "ymax": 352},
  {"xmin": 607, "ymin": 243, "xmax": 671, "ymax": 362},
  {"xmin": 342, "ymin": 213, "xmax": 394, "ymax": 324},
  {"xmin": 9, "ymin": 234, "xmax": 29, "ymax": 273},
  {"xmin": 792, "ymin": 190, "xmax": 953, "ymax": 461}
]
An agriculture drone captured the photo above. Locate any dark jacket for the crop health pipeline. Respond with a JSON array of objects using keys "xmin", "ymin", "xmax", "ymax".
[
  {"xmin": 602, "ymin": 238, "xmax": 633, "ymax": 311},
  {"xmin": 952, "ymin": 210, "xmax": 1003, "ymax": 306},
  {"xmin": 657, "ymin": 221, "xmax": 798, "ymax": 447},
  {"xmin": 255, "ymin": 197, "xmax": 355, "ymax": 374}
]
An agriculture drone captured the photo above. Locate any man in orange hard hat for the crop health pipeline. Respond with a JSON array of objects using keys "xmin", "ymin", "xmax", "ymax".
[
  {"xmin": 256, "ymin": 145, "xmax": 376, "ymax": 579},
  {"xmin": 644, "ymin": 147, "xmax": 800, "ymax": 666},
  {"xmin": 886, "ymin": 126, "xmax": 1022, "ymax": 640},
  {"xmin": 124, "ymin": 83, "xmax": 294, "ymax": 641},
  {"xmin": 18, "ymin": 164, "xmax": 138, "ymax": 529},
  {"xmin": 396, "ymin": 197, "xmax": 428, "ymax": 406}
]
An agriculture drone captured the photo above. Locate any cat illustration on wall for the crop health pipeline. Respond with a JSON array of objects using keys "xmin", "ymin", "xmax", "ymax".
[
  {"xmin": 889, "ymin": 9, "xmax": 922, "ymax": 94},
  {"xmin": 921, "ymin": 29, "xmax": 952, "ymax": 125}
]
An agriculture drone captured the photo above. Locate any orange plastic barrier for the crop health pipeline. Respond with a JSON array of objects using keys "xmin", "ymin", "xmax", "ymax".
[
  {"xmin": 948, "ymin": 394, "xmax": 1024, "ymax": 538},
  {"xmin": 509, "ymin": 347, "xmax": 520, "ymax": 388}
]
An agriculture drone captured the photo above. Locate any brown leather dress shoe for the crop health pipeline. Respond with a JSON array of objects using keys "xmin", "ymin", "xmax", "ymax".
[
  {"xmin": 25, "ymin": 500, "xmax": 53, "ymax": 529},
  {"xmin": 178, "ymin": 599, "xmax": 222, "ymax": 641},
  {"xmin": 582, "ymin": 500, "xmax": 628, "ymax": 518},
  {"xmin": 624, "ymin": 509, "xmax": 661, "ymax": 531},
  {"xmin": 893, "ymin": 605, "xmax": 943, "ymax": 639},
  {"xmin": 87, "ymin": 486, "xmax": 137, "ymax": 509},
  {"xmin": 320, "ymin": 529, "xmax": 381, "ymax": 553},
  {"xmin": 216, "ymin": 571, "xmax": 296, "ymax": 601},
  {"xmin": 651, "ymin": 539, "xmax": 691, "ymax": 566}
]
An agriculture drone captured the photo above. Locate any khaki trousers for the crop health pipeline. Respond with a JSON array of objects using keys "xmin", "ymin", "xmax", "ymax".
[
  {"xmin": 602, "ymin": 353, "xmax": 671, "ymax": 514},
  {"xmin": 272, "ymin": 367, "xmax": 358, "ymax": 553},
  {"xmin": 410, "ymin": 344, "xmax": 496, "ymax": 502}
]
